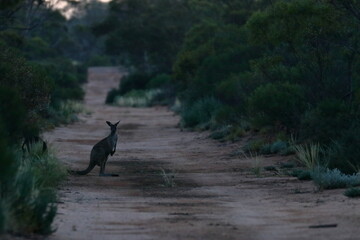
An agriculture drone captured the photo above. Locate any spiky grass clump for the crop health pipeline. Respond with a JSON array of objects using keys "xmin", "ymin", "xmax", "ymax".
[
  {"xmin": 1, "ymin": 143, "xmax": 65, "ymax": 235},
  {"xmin": 49, "ymin": 100, "xmax": 86, "ymax": 125},
  {"xmin": 293, "ymin": 143, "xmax": 322, "ymax": 170},
  {"xmin": 9, "ymin": 163, "xmax": 57, "ymax": 234},
  {"xmin": 27, "ymin": 142, "xmax": 67, "ymax": 188},
  {"xmin": 160, "ymin": 168, "xmax": 176, "ymax": 187},
  {"xmin": 242, "ymin": 152, "xmax": 263, "ymax": 177},
  {"xmin": 251, "ymin": 156, "xmax": 263, "ymax": 177}
]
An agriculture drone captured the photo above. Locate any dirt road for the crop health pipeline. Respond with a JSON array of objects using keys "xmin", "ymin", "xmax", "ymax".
[{"xmin": 45, "ymin": 67, "xmax": 360, "ymax": 240}]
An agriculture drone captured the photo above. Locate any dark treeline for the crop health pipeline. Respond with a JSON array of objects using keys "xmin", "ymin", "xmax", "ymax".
[
  {"xmin": 0, "ymin": 0, "xmax": 108, "ymax": 236},
  {"xmin": 102, "ymin": 0, "xmax": 360, "ymax": 174}
]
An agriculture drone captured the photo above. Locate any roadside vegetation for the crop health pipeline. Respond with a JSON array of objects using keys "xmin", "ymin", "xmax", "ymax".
[
  {"xmin": 0, "ymin": 0, "xmax": 107, "ymax": 237},
  {"xmin": 101, "ymin": 0, "xmax": 360, "ymax": 190}
]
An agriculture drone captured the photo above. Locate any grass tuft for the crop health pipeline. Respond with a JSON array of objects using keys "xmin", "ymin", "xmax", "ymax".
[
  {"xmin": 160, "ymin": 168, "xmax": 176, "ymax": 188},
  {"xmin": 293, "ymin": 143, "xmax": 322, "ymax": 170}
]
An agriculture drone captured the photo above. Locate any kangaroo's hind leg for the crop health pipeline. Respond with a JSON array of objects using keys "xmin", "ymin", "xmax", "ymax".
[{"xmin": 99, "ymin": 156, "xmax": 118, "ymax": 177}]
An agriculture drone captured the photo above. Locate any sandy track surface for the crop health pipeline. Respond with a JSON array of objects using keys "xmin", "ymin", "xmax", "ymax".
[{"xmin": 44, "ymin": 67, "xmax": 360, "ymax": 240}]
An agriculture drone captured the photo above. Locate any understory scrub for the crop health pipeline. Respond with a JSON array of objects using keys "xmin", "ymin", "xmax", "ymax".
[
  {"xmin": 344, "ymin": 188, "xmax": 360, "ymax": 198},
  {"xmin": 242, "ymin": 152, "xmax": 263, "ymax": 177},
  {"xmin": 114, "ymin": 89, "xmax": 162, "ymax": 107},
  {"xmin": 311, "ymin": 167, "xmax": 360, "ymax": 190},
  {"xmin": 1, "ymin": 143, "xmax": 66, "ymax": 235},
  {"xmin": 49, "ymin": 100, "xmax": 87, "ymax": 125}
]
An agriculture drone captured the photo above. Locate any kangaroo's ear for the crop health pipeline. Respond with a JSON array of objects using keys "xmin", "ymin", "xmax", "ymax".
[
  {"xmin": 106, "ymin": 121, "xmax": 112, "ymax": 126},
  {"xmin": 115, "ymin": 121, "xmax": 120, "ymax": 126}
]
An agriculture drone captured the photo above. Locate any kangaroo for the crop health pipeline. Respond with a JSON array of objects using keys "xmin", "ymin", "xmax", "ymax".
[{"xmin": 77, "ymin": 121, "xmax": 120, "ymax": 176}]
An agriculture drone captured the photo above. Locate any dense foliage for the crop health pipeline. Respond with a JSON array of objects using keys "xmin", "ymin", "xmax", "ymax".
[
  {"xmin": 0, "ymin": 0, "xmax": 106, "ymax": 236},
  {"xmin": 101, "ymin": 0, "xmax": 360, "ymax": 174}
]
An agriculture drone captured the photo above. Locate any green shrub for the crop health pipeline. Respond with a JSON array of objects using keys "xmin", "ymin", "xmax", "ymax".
[
  {"xmin": 27, "ymin": 143, "xmax": 67, "ymax": 188},
  {"xmin": 225, "ymin": 126, "xmax": 246, "ymax": 142},
  {"xmin": 311, "ymin": 167, "xmax": 360, "ymax": 190},
  {"xmin": 0, "ymin": 201, "xmax": 4, "ymax": 234},
  {"xmin": 260, "ymin": 140, "xmax": 288, "ymax": 155},
  {"xmin": 147, "ymin": 74, "xmax": 171, "ymax": 89},
  {"xmin": 248, "ymin": 82, "xmax": 305, "ymax": 130},
  {"xmin": 260, "ymin": 143, "xmax": 272, "ymax": 154},
  {"xmin": 48, "ymin": 100, "xmax": 85, "ymax": 125},
  {"xmin": 105, "ymin": 88, "xmax": 121, "ymax": 104},
  {"xmin": 243, "ymin": 139, "xmax": 266, "ymax": 153},
  {"xmin": 114, "ymin": 89, "xmax": 162, "ymax": 107},
  {"xmin": 119, "ymin": 73, "xmax": 152, "ymax": 95},
  {"xmin": 1, "ymin": 144, "xmax": 65, "ymax": 235},
  {"xmin": 210, "ymin": 125, "xmax": 245, "ymax": 142},
  {"xmin": 291, "ymin": 169, "xmax": 312, "ymax": 180},
  {"xmin": 210, "ymin": 125, "xmax": 231, "ymax": 140},
  {"xmin": 181, "ymin": 97, "xmax": 223, "ymax": 129},
  {"xmin": 326, "ymin": 125, "xmax": 360, "ymax": 174},
  {"xmin": 270, "ymin": 140, "xmax": 288, "ymax": 154},
  {"xmin": 344, "ymin": 188, "xmax": 360, "ymax": 198},
  {"xmin": 86, "ymin": 55, "xmax": 112, "ymax": 66},
  {"xmin": 10, "ymin": 163, "xmax": 57, "ymax": 234},
  {"xmin": 0, "ymin": 47, "xmax": 53, "ymax": 132},
  {"xmin": 0, "ymin": 87, "xmax": 26, "ymax": 144},
  {"xmin": 300, "ymin": 99, "xmax": 350, "ymax": 144},
  {"xmin": 212, "ymin": 105, "xmax": 241, "ymax": 126}
]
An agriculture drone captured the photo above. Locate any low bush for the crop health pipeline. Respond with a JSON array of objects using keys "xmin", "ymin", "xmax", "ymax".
[
  {"xmin": 248, "ymin": 82, "xmax": 305, "ymax": 131},
  {"xmin": 210, "ymin": 125, "xmax": 231, "ymax": 140},
  {"xmin": 146, "ymin": 74, "xmax": 171, "ymax": 89},
  {"xmin": 105, "ymin": 88, "xmax": 121, "ymax": 104},
  {"xmin": 114, "ymin": 89, "xmax": 162, "ymax": 107},
  {"xmin": 291, "ymin": 169, "xmax": 312, "ymax": 180},
  {"xmin": 48, "ymin": 100, "xmax": 85, "ymax": 125},
  {"xmin": 225, "ymin": 126, "xmax": 246, "ymax": 142},
  {"xmin": 243, "ymin": 139, "xmax": 266, "ymax": 153},
  {"xmin": 181, "ymin": 97, "xmax": 223, "ymax": 129},
  {"xmin": 300, "ymin": 99, "xmax": 351, "ymax": 144},
  {"xmin": 212, "ymin": 105, "xmax": 241, "ymax": 126},
  {"xmin": 0, "ymin": 201, "xmax": 4, "ymax": 234},
  {"xmin": 326, "ymin": 124, "xmax": 360, "ymax": 174},
  {"xmin": 119, "ymin": 73, "xmax": 153, "ymax": 95},
  {"xmin": 261, "ymin": 140, "xmax": 288, "ymax": 155},
  {"xmin": 210, "ymin": 125, "xmax": 245, "ymax": 142},
  {"xmin": 311, "ymin": 167, "xmax": 360, "ymax": 190},
  {"xmin": 9, "ymin": 164, "xmax": 57, "ymax": 234},
  {"xmin": 27, "ymin": 143, "xmax": 67, "ymax": 188},
  {"xmin": 344, "ymin": 188, "xmax": 360, "ymax": 198},
  {"xmin": 1, "ymin": 143, "xmax": 65, "ymax": 235},
  {"xmin": 270, "ymin": 140, "xmax": 288, "ymax": 154}
]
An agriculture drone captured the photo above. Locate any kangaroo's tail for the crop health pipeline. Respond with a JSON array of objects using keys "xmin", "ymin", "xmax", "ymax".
[{"xmin": 76, "ymin": 161, "xmax": 96, "ymax": 175}]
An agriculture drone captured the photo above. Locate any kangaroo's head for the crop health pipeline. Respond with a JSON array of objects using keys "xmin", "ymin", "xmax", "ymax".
[{"xmin": 106, "ymin": 121, "xmax": 120, "ymax": 134}]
